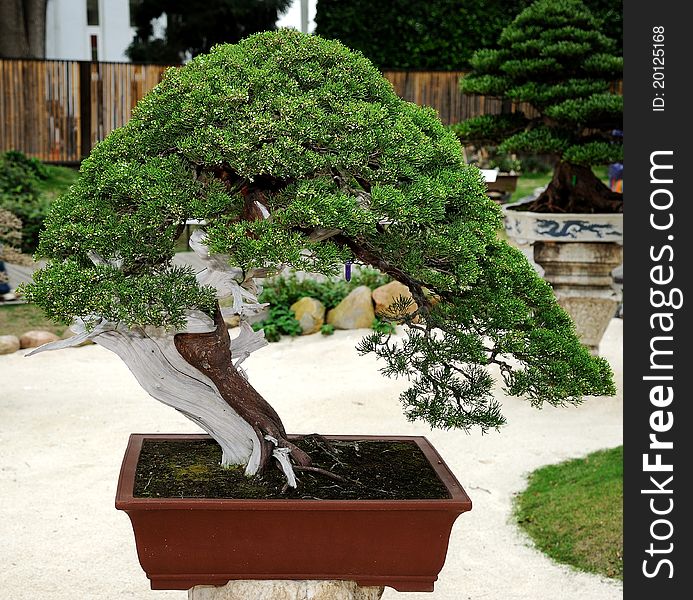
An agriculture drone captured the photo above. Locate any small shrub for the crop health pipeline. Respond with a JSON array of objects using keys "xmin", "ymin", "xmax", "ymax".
[
  {"xmin": 0, "ymin": 209, "xmax": 33, "ymax": 266},
  {"xmin": 371, "ymin": 317, "xmax": 396, "ymax": 335},
  {"xmin": 252, "ymin": 305, "xmax": 302, "ymax": 342},
  {"xmin": 1, "ymin": 150, "xmax": 49, "ymax": 179},
  {"xmin": 0, "ymin": 151, "xmax": 51, "ymax": 254},
  {"xmin": 320, "ymin": 323, "xmax": 335, "ymax": 336},
  {"xmin": 253, "ymin": 268, "xmax": 390, "ymax": 342}
]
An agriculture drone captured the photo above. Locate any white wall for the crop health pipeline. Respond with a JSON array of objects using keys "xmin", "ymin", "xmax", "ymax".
[
  {"xmin": 45, "ymin": 0, "xmax": 310, "ymax": 63},
  {"xmin": 46, "ymin": 0, "xmax": 136, "ymax": 62},
  {"xmin": 276, "ymin": 0, "xmax": 317, "ymax": 33}
]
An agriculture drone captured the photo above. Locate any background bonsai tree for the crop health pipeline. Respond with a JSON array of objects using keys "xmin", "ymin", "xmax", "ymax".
[
  {"xmin": 455, "ymin": 0, "xmax": 623, "ymax": 213},
  {"xmin": 24, "ymin": 30, "xmax": 614, "ymax": 487}
]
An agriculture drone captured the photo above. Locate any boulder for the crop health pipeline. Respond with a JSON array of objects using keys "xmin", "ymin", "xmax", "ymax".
[
  {"xmin": 327, "ymin": 286, "xmax": 375, "ymax": 330},
  {"xmin": 372, "ymin": 281, "xmax": 418, "ymax": 322},
  {"xmin": 0, "ymin": 335, "xmax": 20, "ymax": 355},
  {"xmin": 290, "ymin": 297, "xmax": 326, "ymax": 335},
  {"xmin": 224, "ymin": 314, "xmax": 241, "ymax": 329},
  {"xmin": 19, "ymin": 330, "xmax": 60, "ymax": 349}
]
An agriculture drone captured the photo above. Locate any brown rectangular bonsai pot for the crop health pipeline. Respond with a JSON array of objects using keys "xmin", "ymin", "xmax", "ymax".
[{"xmin": 115, "ymin": 433, "xmax": 472, "ymax": 592}]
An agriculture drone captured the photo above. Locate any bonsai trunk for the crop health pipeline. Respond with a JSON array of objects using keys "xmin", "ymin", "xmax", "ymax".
[
  {"xmin": 174, "ymin": 307, "xmax": 312, "ymax": 475},
  {"xmin": 523, "ymin": 161, "xmax": 623, "ymax": 213}
]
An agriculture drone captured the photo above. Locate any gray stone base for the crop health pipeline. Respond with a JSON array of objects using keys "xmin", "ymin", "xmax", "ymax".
[
  {"xmin": 534, "ymin": 241, "xmax": 623, "ymax": 355},
  {"xmin": 189, "ymin": 580, "xmax": 385, "ymax": 600}
]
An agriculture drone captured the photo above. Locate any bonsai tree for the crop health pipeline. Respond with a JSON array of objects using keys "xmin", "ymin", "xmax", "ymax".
[
  {"xmin": 455, "ymin": 0, "xmax": 623, "ymax": 213},
  {"xmin": 24, "ymin": 30, "xmax": 614, "ymax": 488}
]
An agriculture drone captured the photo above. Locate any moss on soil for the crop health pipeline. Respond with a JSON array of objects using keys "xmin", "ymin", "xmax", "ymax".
[{"xmin": 134, "ymin": 437, "xmax": 450, "ymax": 500}]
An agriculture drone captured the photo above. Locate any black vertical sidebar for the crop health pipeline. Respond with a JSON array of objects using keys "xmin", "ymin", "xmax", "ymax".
[{"xmin": 624, "ymin": 1, "xmax": 691, "ymax": 596}]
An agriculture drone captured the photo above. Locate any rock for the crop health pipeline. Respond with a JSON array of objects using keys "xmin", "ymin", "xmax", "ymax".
[
  {"xmin": 224, "ymin": 314, "xmax": 241, "ymax": 329},
  {"xmin": 0, "ymin": 335, "xmax": 20, "ymax": 354},
  {"xmin": 290, "ymin": 297, "xmax": 326, "ymax": 335},
  {"xmin": 327, "ymin": 286, "xmax": 375, "ymax": 330},
  {"xmin": 372, "ymin": 281, "xmax": 418, "ymax": 322},
  {"xmin": 244, "ymin": 307, "xmax": 270, "ymax": 325},
  {"xmin": 19, "ymin": 330, "xmax": 60, "ymax": 349},
  {"xmin": 189, "ymin": 580, "xmax": 384, "ymax": 600}
]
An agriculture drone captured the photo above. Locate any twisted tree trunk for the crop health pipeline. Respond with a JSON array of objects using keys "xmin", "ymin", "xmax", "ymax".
[
  {"xmin": 522, "ymin": 161, "xmax": 623, "ymax": 214},
  {"xmin": 174, "ymin": 307, "xmax": 312, "ymax": 475}
]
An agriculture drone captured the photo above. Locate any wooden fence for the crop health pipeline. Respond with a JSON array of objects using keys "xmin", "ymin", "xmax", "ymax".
[
  {"xmin": 383, "ymin": 70, "xmax": 509, "ymax": 126},
  {"xmin": 0, "ymin": 59, "xmax": 622, "ymax": 164},
  {"xmin": 0, "ymin": 59, "xmax": 172, "ymax": 163}
]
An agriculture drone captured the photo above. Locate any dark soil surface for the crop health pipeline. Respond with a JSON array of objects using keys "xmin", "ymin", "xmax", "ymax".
[{"xmin": 134, "ymin": 437, "xmax": 451, "ymax": 500}]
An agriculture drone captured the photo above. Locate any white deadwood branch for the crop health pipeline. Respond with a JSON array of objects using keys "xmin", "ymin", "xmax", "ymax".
[{"xmin": 25, "ymin": 234, "xmax": 305, "ymax": 483}]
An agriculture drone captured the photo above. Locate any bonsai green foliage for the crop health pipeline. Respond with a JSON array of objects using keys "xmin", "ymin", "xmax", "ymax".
[
  {"xmin": 457, "ymin": 0, "xmax": 623, "ymax": 207},
  {"xmin": 25, "ymin": 30, "xmax": 614, "ymax": 433}
]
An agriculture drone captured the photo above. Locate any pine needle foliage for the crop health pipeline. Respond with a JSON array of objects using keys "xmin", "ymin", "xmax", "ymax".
[
  {"xmin": 456, "ymin": 0, "xmax": 622, "ymax": 168},
  {"xmin": 24, "ymin": 30, "xmax": 614, "ymax": 433}
]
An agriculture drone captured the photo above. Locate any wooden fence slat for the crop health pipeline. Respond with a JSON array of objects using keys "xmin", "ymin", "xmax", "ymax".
[{"xmin": 1, "ymin": 60, "xmax": 621, "ymax": 163}]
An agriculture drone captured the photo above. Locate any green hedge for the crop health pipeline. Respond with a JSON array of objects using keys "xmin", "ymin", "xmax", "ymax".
[
  {"xmin": 315, "ymin": 0, "xmax": 622, "ymax": 70},
  {"xmin": 0, "ymin": 151, "xmax": 51, "ymax": 254}
]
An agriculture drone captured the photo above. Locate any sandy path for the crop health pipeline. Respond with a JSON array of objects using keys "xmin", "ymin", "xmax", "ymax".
[{"xmin": 0, "ymin": 320, "xmax": 623, "ymax": 599}]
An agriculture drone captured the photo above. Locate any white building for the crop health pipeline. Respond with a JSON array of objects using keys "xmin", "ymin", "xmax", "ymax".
[
  {"xmin": 46, "ymin": 0, "xmax": 138, "ymax": 62},
  {"xmin": 277, "ymin": 0, "xmax": 316, "ymax": 34},
  {"xmin": 45, "ymin": 0, "xmax": 315, "ymax": 64}
]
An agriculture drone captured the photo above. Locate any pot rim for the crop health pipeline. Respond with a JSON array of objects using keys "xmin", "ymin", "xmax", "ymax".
[
  {"xmin": 116, "ymin": 433, "xmax": 472, "ymax": 512},
  {"xmin": 503, "ymin": 197, "xmax": 624, "ymax": 220}
]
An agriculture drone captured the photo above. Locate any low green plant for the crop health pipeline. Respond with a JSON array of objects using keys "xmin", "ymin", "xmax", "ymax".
[
  {"xmin": 371, "ymin": 317, "xmax": 396, "ymax": 335},
  {"xmin": 252, "ymin": 268, "xmax": 390, "ymax": 341},
  {"xmin": 251, "ymin": 305, "xmax": 302, "ymax": 342},
  {"xmin": 0, "ymin": 151, "xmax": 50, "ymax": 254},
  {"xmin": 0, "ymin": 152, "xmax": 77, "ymax": 254},
  {"xmin": 320, "ymin": 323, "xmax": 335, "ymax": 336}
]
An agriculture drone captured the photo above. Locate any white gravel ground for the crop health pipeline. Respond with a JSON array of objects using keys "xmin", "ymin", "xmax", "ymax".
[{"xmin": 0, "ymin": 319, "xmax": 623, "ymax": 600}]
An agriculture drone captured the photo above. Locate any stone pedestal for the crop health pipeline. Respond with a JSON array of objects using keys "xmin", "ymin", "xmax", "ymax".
[
  {"xmin": 534, "ymin": 241, "xmax": 623, "ymax": 355},
  {"xmin": 189, "ymin": 580, "xmax": 384, "ymax": 600}
]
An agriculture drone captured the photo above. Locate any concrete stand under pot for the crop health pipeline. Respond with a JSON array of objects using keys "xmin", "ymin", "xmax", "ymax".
[{"xmin": 503, "ymin": 201, "xmax": 623, "ymax": 355}]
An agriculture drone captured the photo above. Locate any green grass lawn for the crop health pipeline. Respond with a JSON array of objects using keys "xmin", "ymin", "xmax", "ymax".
[
  {"xmin": 514, "ymin": 446, "xmax": 623, "ymax": 580},
  {"xmin": 0, "ymin": 303, "xmax": 67, "ymax": 338},
  {"xmin": 35, "ymin": 163, "xmax": 79, "ymax": 201}
]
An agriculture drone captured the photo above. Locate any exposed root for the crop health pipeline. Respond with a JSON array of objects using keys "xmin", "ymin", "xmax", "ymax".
[
  {"xmin": 294, "ymin": 465, "xmax": 348, "ymax": 483},
  {"xmin": 521, "ymin": 161, "xmax": 623, "ymax": 214}
]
